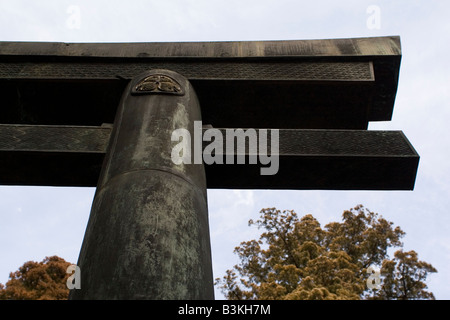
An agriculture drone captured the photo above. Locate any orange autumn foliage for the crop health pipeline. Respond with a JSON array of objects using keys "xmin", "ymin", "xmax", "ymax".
[{"xmin": 0, "ymin": 256, "xmax": 72, "ymax": 300}]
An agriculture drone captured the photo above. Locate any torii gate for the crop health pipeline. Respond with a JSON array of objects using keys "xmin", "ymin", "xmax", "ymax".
[{"xmin": 0, "ymin": 36, "xmax": 419, "ymax": 299}]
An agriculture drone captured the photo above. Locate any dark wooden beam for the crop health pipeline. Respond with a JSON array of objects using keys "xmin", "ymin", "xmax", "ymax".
[{"xmin": 0, "ymin": 125, "xmax": 418, "ymax": 190}]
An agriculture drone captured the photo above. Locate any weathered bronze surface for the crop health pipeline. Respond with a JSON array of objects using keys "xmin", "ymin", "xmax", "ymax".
[
  {"xmin": 0, "ymin": 36, "xmax": 417, "ymax": 191},
  {"xmin": 0, "ymin": 37, "xmax": 401, "ymax": 58},
  {"xmin": 0, "ymin": 36, "xmax": 400, "ymax": 129},
  {"xmin": 69, "ymin": 70, "xmax": 214, "ymax": 299},
  {"xmin": 0, "ymin": 125, "xmax": 419, "ymax": 190},
  {"xmin": 132, "ymin": 74, "xmax": 184, "ymax": 95}
]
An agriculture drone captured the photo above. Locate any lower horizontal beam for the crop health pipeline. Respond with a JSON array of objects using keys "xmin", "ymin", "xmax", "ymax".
[
  {"xmin": 0, "ymin": 124, "xmax": 111, "ymax": 187},
  {"xmin": 0, "ymin": 125, "xmax": 419, "ymax": 190}
]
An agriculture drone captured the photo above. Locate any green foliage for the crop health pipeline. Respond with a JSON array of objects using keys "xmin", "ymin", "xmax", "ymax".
[
  {"xmin": 215, "ymin": 205, "xmax": 437, "ymax": 300},
  {"xmin": 0, "ymin": 256, "xmax": 71, "ymax": 300}
]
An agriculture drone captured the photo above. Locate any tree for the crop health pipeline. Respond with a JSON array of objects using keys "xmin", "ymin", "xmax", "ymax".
[
  {"xmin": 378, "ymin": 250, "xmax": 437, "ymax": 300},
  {"xmin": 0, "ymin": 256, "xmax": 72, "ymax": 300},
  {"xmin": 215, "ymin": 205, "xmax": 437, "ymax": 300}
]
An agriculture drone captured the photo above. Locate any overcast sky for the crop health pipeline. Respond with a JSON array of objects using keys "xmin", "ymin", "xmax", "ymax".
[{"xmin": 0, "ymin": 0, "xmax": 449, "ymax": 300}]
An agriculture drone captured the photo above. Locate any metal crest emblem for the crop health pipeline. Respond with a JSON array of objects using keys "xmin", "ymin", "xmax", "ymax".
[{"xmin": 132, "ymin": 74, "xmax": 184, "ymax": 95}]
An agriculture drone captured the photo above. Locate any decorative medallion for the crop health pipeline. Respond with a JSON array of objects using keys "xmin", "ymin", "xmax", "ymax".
[{"xmin": 132, "ymin": 74, "xmax": 184, "ymax": 95}]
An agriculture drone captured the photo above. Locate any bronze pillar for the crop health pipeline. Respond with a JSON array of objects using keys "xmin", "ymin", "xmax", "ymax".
[{"xmin": 69, "ymin": 69, "xmax": 213, "ymax": 299}]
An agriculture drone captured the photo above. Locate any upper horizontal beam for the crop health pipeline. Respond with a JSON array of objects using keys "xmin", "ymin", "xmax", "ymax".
[
  {"xmin": 0, "ymin": 36, "xmax": 401, "ymax": 127},
  {"xmin": 0, "ymin": 124, "xmax": 419, "ymax": 190},
  {"xmin": 0, "ymin": 36, "xmax": 401, "ymax": 59}
]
